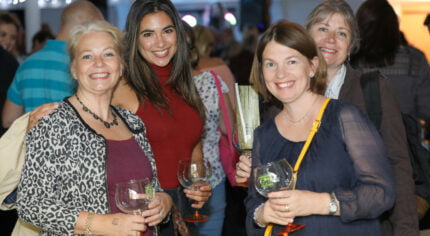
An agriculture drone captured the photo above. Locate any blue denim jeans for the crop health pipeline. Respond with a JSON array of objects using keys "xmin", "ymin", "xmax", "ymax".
[{"xmin": 196, "ymin": 179, "xmax": 226, "ymax": 236}]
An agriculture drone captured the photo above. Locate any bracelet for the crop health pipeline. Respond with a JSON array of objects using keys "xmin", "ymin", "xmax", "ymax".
[
  {"xmin": 84, "ymin": 212, "xmax": 95, "ymax": 235},
  {"xmin": 253, "ymin": 203, "xmax": 267, "ymax": 228}
]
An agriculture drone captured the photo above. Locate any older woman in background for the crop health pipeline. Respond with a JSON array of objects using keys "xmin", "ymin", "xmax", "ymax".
[
  {"xmin": 306, "ymin": 1, "xmax": 418, "ymax": 234},
  {"xmin": 17, "ymin": 21, "xmax": 172, "ymax": 236}
]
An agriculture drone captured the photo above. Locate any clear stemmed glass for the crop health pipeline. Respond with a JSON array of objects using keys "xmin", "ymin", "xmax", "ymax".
[
  {"xmin": 233, "ymin": 84, "xmax": 260, "ymax": 187},
  {"xmin": 115, "ymin": 178, "xmax": 154, "ymax": 214},
  {"xmin": 177, "ymin": 159, "xmax": 212, "ymax": 222},
  {"xmin": 254, "ymin": 159, "xmax": 305, "ymax": 235}
]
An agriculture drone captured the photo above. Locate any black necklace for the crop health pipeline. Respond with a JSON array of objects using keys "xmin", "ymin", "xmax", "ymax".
[{"xmin": 75, "ymin": 94, "xmax": 118, "ymax": 128}]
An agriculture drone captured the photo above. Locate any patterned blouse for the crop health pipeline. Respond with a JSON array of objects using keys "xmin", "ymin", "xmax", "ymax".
[{"xmin": 193, "ymin": 71, "xmax": 229, "ymax": 187}]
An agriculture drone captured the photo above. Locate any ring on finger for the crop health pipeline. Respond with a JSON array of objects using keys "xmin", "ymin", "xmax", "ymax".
[
  {"xmin": 284, "ymin": 205, "xmax": 290, "ymax": 212},
  {"xmin": 159, "ymin": 210, "xmax": 164, "ymax": 218}
]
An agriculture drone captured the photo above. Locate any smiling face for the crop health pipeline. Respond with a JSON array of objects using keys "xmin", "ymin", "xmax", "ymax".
[
  {"xmin": 71, "ymin": 31, "xmax": 122, "ymax": 95},
  {"xmin": 308, "ymin": 13, "xmax": 351, "ymax": 73},
  {"xmin": 138, "ymin": 11, "xmax": 177, "ymax": 67},
  {"xmin": 0, "ymin": 23, "xmax": 17, "ymax": 52},
  {"xmin": 262, "ymin": 40, "xmax": 318, "ymax": 104}
]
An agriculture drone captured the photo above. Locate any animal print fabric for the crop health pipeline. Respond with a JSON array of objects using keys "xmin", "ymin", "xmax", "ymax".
[{"xmin": 17, "ymin": 99, "xmax": 162, "ymax": 235}]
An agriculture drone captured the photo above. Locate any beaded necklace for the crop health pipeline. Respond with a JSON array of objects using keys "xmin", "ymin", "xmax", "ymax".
[{"xmin": 75, "ymin": 94, "xmax": 118, "ymax": 128}]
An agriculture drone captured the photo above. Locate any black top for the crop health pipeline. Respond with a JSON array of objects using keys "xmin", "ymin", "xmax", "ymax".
[{"xmin": 0, "ymin": 46, "xmax": 19, "ymax": 136}]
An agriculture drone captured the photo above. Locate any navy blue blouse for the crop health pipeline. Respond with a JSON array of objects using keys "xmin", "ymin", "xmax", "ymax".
[{"xmin": 245, "ymin": 99, "xmax": 395, "ymax": 236}]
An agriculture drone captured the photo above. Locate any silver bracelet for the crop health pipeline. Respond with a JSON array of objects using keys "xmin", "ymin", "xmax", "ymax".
[{"xmin": 253, "ymin": 203, "xmax": 267, "ymax": 228}]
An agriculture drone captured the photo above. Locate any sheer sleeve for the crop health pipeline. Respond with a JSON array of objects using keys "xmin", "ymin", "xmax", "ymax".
[{"xmin": 337, "ymin": 104, "xmax": 395, "ymax": 222}]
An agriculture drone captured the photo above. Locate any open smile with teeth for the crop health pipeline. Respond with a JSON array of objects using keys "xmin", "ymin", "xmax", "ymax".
[
  {"xmin": 319, "ymin": 47, "xmax": 336, "ymax": 54},
  {"xmin": 90, "ymin": 73, "xmax": 109, "ymax": 79},
  {"xmin": 278, "ymin": 81, "xmax": 294, "ymax": 88},
  {"xmin": 153, "ymin": 49, "xmax": 169, "ymax": 57}
]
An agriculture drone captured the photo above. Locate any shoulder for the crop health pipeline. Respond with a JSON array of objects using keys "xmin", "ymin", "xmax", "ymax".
[
  {"xmin": 28, "ymin": 100, "xmax": 75, "ymax": 136},
  {"xmin": 255, "ymin": 117, "xmax": 277, "ymax": 137},
  {"xmin": 334, "ymin": 99, "xmax": 367, "ymax": 122},
  {"xmin": 114, "ymin": 106, "xmax": 145, "ymax": 132}
]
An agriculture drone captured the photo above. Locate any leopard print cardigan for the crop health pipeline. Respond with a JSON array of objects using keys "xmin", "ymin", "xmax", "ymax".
[{"xmin": 17, "ymin": 100, "xmax": 162, "ymax": 235}]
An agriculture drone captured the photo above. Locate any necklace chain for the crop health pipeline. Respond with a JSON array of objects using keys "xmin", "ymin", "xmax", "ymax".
[
  {"xmin": 284, "ymin": 97, "xmax": 318, "ymax": 126},
  {"xmin": 75, "ymin": 94, "xmax": 118, "ymax": 128}
]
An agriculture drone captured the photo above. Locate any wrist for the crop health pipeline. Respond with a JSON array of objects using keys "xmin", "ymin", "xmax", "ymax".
[
  {"xmin": 328, "ymin": 192, "xmax": 339, "ymax": 215},
  {"xmin": 85, "ymin": 212, "xmax": 95, "ymax": 235},
  {"xmin": 253, "ymin": 203, "xmax": 267, "ymax": 228}
]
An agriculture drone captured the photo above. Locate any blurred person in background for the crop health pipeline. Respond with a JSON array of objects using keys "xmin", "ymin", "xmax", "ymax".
[
  {"xmin": 29, "ymin": 24, "xmax": 55, "ymax": 55},
  {"xmin": 2, "ymin": 0, "xmax": 104, "ymax": 129},
  {"xmin": 193, "ymin": 24, "xmax": 237, "ymax": 110},
  {"xmin": 0, "ymin": 12, "xmax": 18, "ymax": 54}
]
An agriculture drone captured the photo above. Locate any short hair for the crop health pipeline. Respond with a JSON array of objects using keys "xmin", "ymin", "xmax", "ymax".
[
  {"xmin": 250, "ymin": 20, "xmax": 327, "ymax": 103},
  {"xmin": 32, "ymin": 30, "xmax": 54, "ymax": 45},
  {"xmin": 193, "ymin": 24, "xmax": 216, "ymax": 57},
  {"xmin": 305, "ymin": 0, "xmax": 359, "ymax": 54},
  {"xmin": 0, "ymin": 12, "xmax": 18, "ymax": 31},
  {"xmin": 60, "ymin": 0, "xmax": 104, "ymax": 28},
  {"xmin": 68, "ymin": 21, "xmax": 125, "ymax": 72}
]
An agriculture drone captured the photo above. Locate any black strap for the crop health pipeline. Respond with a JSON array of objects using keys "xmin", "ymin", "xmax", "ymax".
[{"xmin": 360, "ymin": 71, "xmax": 382, "ymax": 131}]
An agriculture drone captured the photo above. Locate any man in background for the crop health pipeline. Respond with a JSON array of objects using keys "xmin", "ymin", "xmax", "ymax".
[{"xmin": 1, "ymin": 0, "xmax": 104, "ymax": 129}]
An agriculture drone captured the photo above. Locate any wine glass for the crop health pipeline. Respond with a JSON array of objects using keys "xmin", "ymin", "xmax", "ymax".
[
  {"xmin": 115, "ymin": 178, "xmax": 154, "ymax": 215},
  {"xmin": 233, "ymin": 84, "xmax": 260, "ymax": 187},
  {"xmin": 177, "ymin": 159, "xmax": 212, "ymax": 222},
  {"xmin": 254, "ymin": 159, "xmax": 305, "ymax": 235}
]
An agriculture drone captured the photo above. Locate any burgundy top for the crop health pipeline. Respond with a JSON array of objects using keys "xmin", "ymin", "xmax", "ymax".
[
  {"xmin": 135, "ymin": 63, "xmax": 203, "ymax": 189},
  {"xmin": 106, "ymin": 137, "xmax": 154, "ymax": 236}
]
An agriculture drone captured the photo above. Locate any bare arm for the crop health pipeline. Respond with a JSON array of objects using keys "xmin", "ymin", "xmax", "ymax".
[{"xmin": 2, "ymin": 99, "xmax": 24, "ymax": 128}]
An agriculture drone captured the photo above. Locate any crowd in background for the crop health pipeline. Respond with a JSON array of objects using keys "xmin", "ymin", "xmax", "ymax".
[{"xmin": 0, "ymin": 0, "xmax": 429, "ymax": 235}]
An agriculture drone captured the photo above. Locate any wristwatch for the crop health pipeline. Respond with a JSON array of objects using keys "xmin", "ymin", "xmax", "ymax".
[{"xmin": 328, "ymin": 192, "xmax": 338, "ymax": 215}]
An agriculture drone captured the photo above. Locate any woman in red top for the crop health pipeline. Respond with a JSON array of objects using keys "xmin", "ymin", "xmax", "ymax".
[{"xmin": 112, "ymin": 0, "xmax": 212, "ymax": 235}]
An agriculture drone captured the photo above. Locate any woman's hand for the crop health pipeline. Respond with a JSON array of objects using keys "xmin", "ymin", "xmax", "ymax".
[
  {"xmin": 267, "ymin": 190, "xmax": 331, "ymax": 218},
  {"xmin": 256, "ymin": 201, "xmax": 294, "ymax": 226},
  {"xmin": 27, "ymin": 102, "xmax": 59, "ymax": 131},
  {"xmin": 235, "ymin": 155, "xmax": 251, "ymax": 184},
  {"xmin": 183, "ymin": 183, "xmax": 212, "ymax": 209},
  {"xmin": 141, "ymin": 192, "xmax": 173, "ymax": 226},
  {"xmin": 76, "ymin": 212, "xmax": 146, "ymax": 236}
]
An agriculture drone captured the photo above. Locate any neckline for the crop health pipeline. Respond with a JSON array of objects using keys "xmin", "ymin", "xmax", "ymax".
[{"xmin": 150, "ymin": 62, "xmax": 172, "ymax": 78}]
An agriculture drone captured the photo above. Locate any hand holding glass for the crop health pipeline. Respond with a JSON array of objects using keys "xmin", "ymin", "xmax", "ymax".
[
  {"xmin": 177, "ymin": 159, "xmax": 211, "ymax": 222},
  {"xmin": 233, "ymin": 84, "xmax": 260, "ymax": 187},
  {"xmin": 254, "ymin": 159, "xmax": 305, "ymax": 235},
  {"xmin": 115, "ymin": 179, "xmax": 154, "ymax": 235}
]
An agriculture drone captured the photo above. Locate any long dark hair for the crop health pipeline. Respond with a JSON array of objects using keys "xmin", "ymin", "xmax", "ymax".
[
  {"xmin": 351, "ymin": 0, "xmax": 400, "ymax": 67},
  {"xmin": 124, "ymin": 0, "xmax": 205, "ymax": 119}
]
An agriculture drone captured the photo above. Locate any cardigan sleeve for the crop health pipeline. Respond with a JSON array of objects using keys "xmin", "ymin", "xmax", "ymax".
[{"xmin": 17, "ymin": 112, "xmax": 82, "ymax": 235}]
